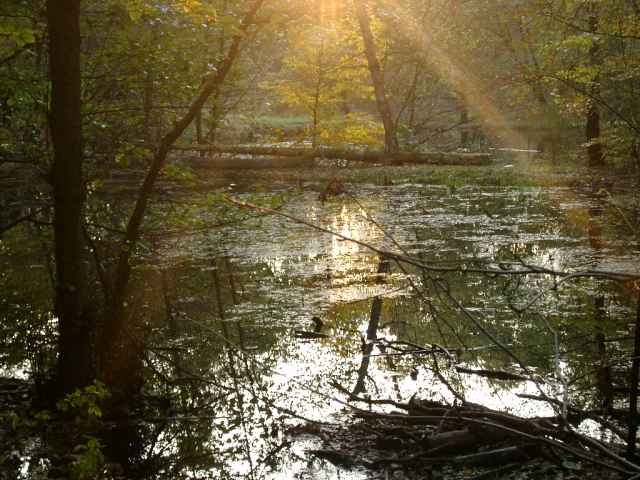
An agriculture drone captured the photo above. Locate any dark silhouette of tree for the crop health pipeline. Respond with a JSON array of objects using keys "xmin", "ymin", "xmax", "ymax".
[{"xmin": 47, "ymin": 0, "xmax": 94, "ymax": 396}]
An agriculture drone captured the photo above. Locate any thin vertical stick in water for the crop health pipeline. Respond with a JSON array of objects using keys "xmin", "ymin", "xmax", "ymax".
[
  {"xmin": 628, "ymin": 292, "xmax": 640, "ymax": 458},
  {"xmin": 351, "ymin": 256, "xmax": 390, "ymax": 396}
]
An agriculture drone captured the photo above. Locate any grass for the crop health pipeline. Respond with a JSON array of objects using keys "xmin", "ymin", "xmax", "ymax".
[
  {"xmin": 332, "ymin": 152, "xmax": 609, "ymax": 189},
  {"xmin": 343, "ymin": 163, "xmax": 542, "ymax": 188},
  {"xmin": 217, "ymin": 157, "xmax": 572, "ymax": 189}
]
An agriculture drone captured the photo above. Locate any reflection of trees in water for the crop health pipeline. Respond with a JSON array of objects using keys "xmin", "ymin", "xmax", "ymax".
[
  {"xmin": 313, "ymin": 186, "xmax": 640, "ymax": 444},
  {"xmin": 351, "ymin": 256, "xmax": 390, "ymax": 397},
  {"xmin": 81, "ymin": 187, "xmax": 640, "ymax": 471},
  {"xmin": 0, "ymin": 222, "xmax": 57, "ymax": 380},
  {"xmin": 3, "ymin": 182, "xmax": 640, "ymax": 476},
  {"xmin": 96, "ymin": 256, "xmax": 291, "ymax": 479},
  {"xmin": 587, "ymin": 184, "xmax": 613, "ymax": 412}
]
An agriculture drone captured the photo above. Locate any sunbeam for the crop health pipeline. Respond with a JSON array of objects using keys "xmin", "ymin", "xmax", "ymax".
[{"xmin": 385, "ymin": 0, "xmax": 527, "ymax": 149}]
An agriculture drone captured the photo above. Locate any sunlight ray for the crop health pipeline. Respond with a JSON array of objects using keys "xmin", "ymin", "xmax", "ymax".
[{"xmin": 388, "ymin": 0, "xmax": 527, "ymax": 149}]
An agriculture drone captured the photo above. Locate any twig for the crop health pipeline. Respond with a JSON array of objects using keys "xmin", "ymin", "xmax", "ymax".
[
  {"xmin": 468, "ymin": 463, "xmax": 521, "ymax": 480},
  {"xmin": 0, "ymin": 207, "xmax": 45, "ymax": 235},
  {"xmin": 628, "ymin": 291, "xmax": 640, "ymax": 457},
  {"xmin": 354, "ymin": 411, "xmax": 637, "ymax": 474},
  {"xmin": 431, "ymin": 352, "xmax": 465, "ymax": 403}
]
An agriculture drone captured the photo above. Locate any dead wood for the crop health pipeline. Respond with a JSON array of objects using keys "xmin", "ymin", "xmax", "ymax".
[
  {"xmin": 171, "ymin": 144, "xmax": 493, "ymax": 166},
  {"xmin": 293, "ymin": 330, "xmax": 329, "ymax": 339},
  {"xmin": 312, "ymin": 437, "xmax": 536, "ymax": 470},
  {"xmin": 308, "ymin": 449, "xmax": 359, "ymax": 468},
  {"xmin": 455, "ymin": 366, "xmax": 530, "ymax": 382},
  {"xmin": 300, "ymin": 385, "xmax": 639, "ymax": 477},
  {"xmin": 628, "ymin": 294, "xmax": 640, "ymax": 457},
  {"xmin": 189, "ymin": 153, "xmax": 314, "ymax": 169},
  {"xmin": 422, "ymin": 427, "xmax": 510, "ymax": 455},
  {"xmin": 351, "ymin": 410, "xmax": 636, "ymax": 474},
  {"xmin": 443, "ymin": 444, "xmax": 536, "ymax": 467},
  {"xmin": 466, "ymin": 462, "xmax": 523, "ymax": 479}
]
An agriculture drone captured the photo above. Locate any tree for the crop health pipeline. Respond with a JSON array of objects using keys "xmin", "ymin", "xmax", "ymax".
[
  {"xmin": 585, "ymin": 1, "xmax": 604, "ymax": 166},
  {"xmin": 265, "ymin": 20, "xmax": 375, "ymax": 148},
  {"xmin": 353, "ymin": 0, "xmax": 398, "ymax": 153},
  {"xmin": 46, "ymin": 0, "xmax": 94, "ymax": 396},
  {"xmin": 43, "ymin": 0, "xmax": 266, "ymax": 398},
  {"xmin": 97, "ymin": 0, "xmax": 266, "ymax": 396}
]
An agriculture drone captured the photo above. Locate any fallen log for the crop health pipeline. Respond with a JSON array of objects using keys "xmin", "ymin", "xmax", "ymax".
[
  {"xmin": 422, "ymin": 427, "xmax": 507, "ymax": 455},
  {"xmin": 187, "ymin": 154, "xmax": 314, "ymax": 169},
  {"xmin": 455, "ymin": 366, "xmax": 530, "ymax": 382},
  {"xmin": 308, "ymin": 449, "xmax": 358, "ymax": 468},
  {"xmin": 171, "ymin": 144, "xmax": 493, "ymax": 166},
  {"xmin": 428, "ymin": 444, "xmax": 535, "ymax": 467},
  {"xmin": 304, "ymin": 384, "xmax": 640, "ymax": 476}
]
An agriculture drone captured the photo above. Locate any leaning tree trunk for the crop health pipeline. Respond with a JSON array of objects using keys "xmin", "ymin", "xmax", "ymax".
[
  {"xmin": 353, "ymin": 0, "xmax": 399, "ymax": 153},
  {"xmin": 98, "ymin": 0, "xmax": 265, "ymax": 396},
  {"xmin": 47, "ymin": 0, "xmax": 94, "ymax": 396},
  {"xmin": 142, "ymin": 61, "xmax": 154, "ymax": 144}
]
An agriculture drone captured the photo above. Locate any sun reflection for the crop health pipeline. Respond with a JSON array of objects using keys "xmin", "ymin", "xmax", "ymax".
[{"xmin": 329, "ymin": 205, "xmax": 378, "ymax": 259}]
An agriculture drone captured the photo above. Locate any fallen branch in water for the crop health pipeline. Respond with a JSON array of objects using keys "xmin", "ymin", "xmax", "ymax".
[
  {"xmin": 454, "ymin": 366, "xmax": 530, "ymax": 382},
  {"xmin": 226, "ymin": 195, "xmax": 640, "ymax": 476},
  {"xmin": 293, "ymin": 384, "xmax": 640, "ymax": 476}
]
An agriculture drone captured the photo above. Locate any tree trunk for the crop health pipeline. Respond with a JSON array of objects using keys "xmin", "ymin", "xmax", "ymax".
[
  {"xmin": 586, "ymin": 3, "xmax": 604, "ymax": 167},
  {"xmin": 460, "ymin": 107, "xmax": 469, "ymax": 148},
  {"xmin": 47, "ymin": 0, "xmax": 94, "ymax": 396},
  {"xmin": 407, "ymin": 60, "xmax": 421, "ymax": 130},
  {"xmin": 311, "ymin": 40, "xmax": 325, "ymax": 149},
  {"xmin": 628, "ymin": 294, "xmax": 640, "ymax": 458},
  {"xmin": 196, "ymin": 108, "xmax": 204, "ymax": 157},
  {"xmin": 143, "ymin": 66, "xmax": 154, "ymax": 144},
  {"xmin": 205, "ymin": 0, "xmax": 227, "ymax": 144},
  {"xmin": 205, "ymin": 87, "xmax": 221, "ymax": 143},
  {"xmin": 311, "ymin": 96, "xmax": 319, "ymax": 148},
  {"xmin": 353, "ymin": 0, "xmax": 399, "ymax": 153},
  {"xmin": 352, "ymin": 257, "xmax": 390, "ymax": 396}
]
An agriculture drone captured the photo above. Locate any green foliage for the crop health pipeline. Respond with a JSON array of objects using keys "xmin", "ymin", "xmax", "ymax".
[
  {"xmin": 70, "ymin": 437, "xmax": 105, "ymax": 480},
  {"xmin": 113, "ymin": 146, "xmax": 151, "ymax": 168},
  {"xmin": 52, "ymin": 383, "xmax": 110, "ymax": 478},
  {"xmin": 2, "ymin": 409, "xmax": 20, "ymax": 432},
  {"xmin": 56, "ymin": 381, "xmax": 110, "ymax": 421},
  {"xmin": 318, "ymin": 112, "xmax": 384, "ymax": 148},
  {"xmin": 261, "ymin": 21, "xmax": 373, "ymax": 145},
  {"xmin": 0, "ymin": 22, "xmax": 34, "ymax": 48},
  {"xmin": 0, "ymin": 383, "xmax": 110, "ymax": 479},
  {"xmin": 162, "ymin": 163, "xmax": 196, "ymax": 183}
]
